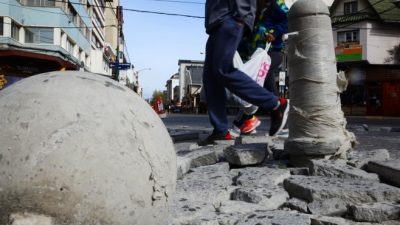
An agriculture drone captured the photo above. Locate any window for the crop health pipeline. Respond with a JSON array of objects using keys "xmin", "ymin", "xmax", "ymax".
[
  {"xmin": 25, "ymin": 27, "xmax": 54, "ymax": 44},
  {"xmin": 66, "ymin": 38, "xmax": 74, "ymax": 54},
  {"xmin": 67, "ymin": 3, "xmax": 78, "ymax": 25},
  {"xmin": 344, "ymin": 1, "xmax": 358, "ymax": 15},
  {"xmin": 11, "ymin": 22, "xmax": 20, "ymax": 40},
  {"xmin": 25, "ymin": 0, "xmax": 55, "ymax": 7},
  {"xmin": 0, "ymin": 17, "xmax": 3, "ymax": 36},
  {"xmin": 337, "ymin": 30, "xmax": 359, "ymax": 43}
]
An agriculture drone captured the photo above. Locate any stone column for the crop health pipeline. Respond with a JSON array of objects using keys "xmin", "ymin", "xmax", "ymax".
[{"xmin": 284, "ymin": 0, "xmax": 356, "ymax": 164}]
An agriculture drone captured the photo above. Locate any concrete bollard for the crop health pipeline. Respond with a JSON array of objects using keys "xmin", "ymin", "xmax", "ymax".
[
  {"xmin": 284, "ymin": 0, "xmax": 356, "ymax": 164},
  {"xmin": 0, "ymin": 71, "xmax": 176, "ymax": 224}
]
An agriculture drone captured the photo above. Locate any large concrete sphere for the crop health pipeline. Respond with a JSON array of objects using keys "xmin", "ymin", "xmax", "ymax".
[{"xmin": 0, "ymin": 72, "xmax": 176, "ymax": 224}]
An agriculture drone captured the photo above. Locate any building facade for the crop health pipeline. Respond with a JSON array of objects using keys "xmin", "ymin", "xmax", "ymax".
[
  {"xmin": 0, "ymin": 0, "xmax": 126, "ymax": 90},
  {"xmin": 165, "ymin": 73, "xmax": 179, "ymax": 104},
  {"xmin": 330, "ymin": 0, "xmax": 400, "ymax": 116}
]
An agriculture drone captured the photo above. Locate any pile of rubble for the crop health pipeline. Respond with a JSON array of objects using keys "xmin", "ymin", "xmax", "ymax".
[{"xmin": 168, "ymin": 133, "xmax": 400, "ymax": 225}]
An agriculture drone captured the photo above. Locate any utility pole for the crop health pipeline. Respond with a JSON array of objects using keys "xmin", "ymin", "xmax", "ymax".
[{"xmin": 115, "ymin": 5, "xmax": 123, "ymax": 81}]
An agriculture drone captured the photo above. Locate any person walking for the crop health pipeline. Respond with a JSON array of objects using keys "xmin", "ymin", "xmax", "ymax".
[
  {"xmin": 230, "ymin": 0, "xmax": 289, "ymax": 137},
  {"xmin": 198, "ymin": 0, "xmax": 289, "ymax": 146}
]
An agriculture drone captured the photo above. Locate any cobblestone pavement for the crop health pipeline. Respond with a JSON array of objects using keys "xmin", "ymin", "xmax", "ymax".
[{"xmin": 164, "ymin": 114, "xmax": 400, "ymax": 225}]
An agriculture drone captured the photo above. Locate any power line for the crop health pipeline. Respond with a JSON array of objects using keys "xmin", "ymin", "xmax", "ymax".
[
  {"xmin": 48, "ymin": 0, "xmax": 205, "ymax": 18},
  {"xmin": 2, "ymin": 20, "xmax": 116, "ymax": 29},
  {"xmin": 123, "ymin": 8, "xmax": 204, "ymax": 18},
  {"xmin": 2, "ymin": 0, "xmax": 205, "ymax": 19}
]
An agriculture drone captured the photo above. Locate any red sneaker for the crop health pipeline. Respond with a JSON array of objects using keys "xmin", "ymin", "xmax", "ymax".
[{"xmin": 240, "ymin": 115, "xmax": 261, "ymax": 134}]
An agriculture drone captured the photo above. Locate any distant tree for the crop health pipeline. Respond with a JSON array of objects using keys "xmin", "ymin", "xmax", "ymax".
[
  {"xmin": 151, "ymin": 90, "xmax": 166, "ymax": 105},
  {"xmin": 385, "ymin": 43, "xmax": 400, "ymax": 64}
]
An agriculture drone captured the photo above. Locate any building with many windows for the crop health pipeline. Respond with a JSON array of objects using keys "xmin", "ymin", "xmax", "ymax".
[
  {"xmin": 330, "ymin": 0, "xmax": 400, "ymax": 116},
  {"xmin": 0, "ymin": 0, "xmax": 125, "ymax": 90}
]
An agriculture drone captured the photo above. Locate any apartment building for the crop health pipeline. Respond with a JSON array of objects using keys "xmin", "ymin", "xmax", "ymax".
[
  {"xmin": 330, "ymin": 0, "xmax": 400, "ymax": 116},
  {"xmin": 0, "ymin": 0, "xmax": 122, "ymax": 90}
]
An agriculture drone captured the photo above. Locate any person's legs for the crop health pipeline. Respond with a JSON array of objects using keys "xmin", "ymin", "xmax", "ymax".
[
  {"xmin": 232, "ymin": 50, "xmax": 283, "ymax": 135},
  {"xmin": 200, "ymin": 17, "xmax": 284, "ymax": 145}
]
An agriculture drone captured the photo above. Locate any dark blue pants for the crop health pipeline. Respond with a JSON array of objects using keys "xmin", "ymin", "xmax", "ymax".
[{"xmin": 203, "ymin": 17, "xmax": 279, "ymax": 134}]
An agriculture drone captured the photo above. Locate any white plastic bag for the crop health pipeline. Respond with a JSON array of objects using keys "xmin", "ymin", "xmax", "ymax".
[{"xmin": 227, "ymin": 43, "xmax": 271, "ymax": 114}]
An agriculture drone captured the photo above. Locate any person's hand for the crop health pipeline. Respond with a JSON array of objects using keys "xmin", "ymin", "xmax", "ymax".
[{"xmin": 266, "ymin": 33, "xmax": 275, "ymax": 42}]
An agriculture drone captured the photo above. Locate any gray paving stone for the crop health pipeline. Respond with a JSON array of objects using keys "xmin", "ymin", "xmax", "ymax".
[
  {"xmin": 283, "ymin": 175, "xmax": 400, "ymax": 204},
  {"xmin": 368, "ymin": 160, "xmax": 400, "ymax": 187},
  {"xmin": 224, "ymin": 143, "xmax": 266, "ymax": 166},
  {"xmin": 231, "ymin": 185, "xmax": 289, "ymax": 210},
  {"xmin": 175, "ymin": 164, "xmax": 234, "ymax": 205},
  {"xmin": 309, "ymin": 159, "xmax": 380, "ymax": 181},
  {"xmin": 188, "ymin": 211, "xmax": 245, "ymax": 225},
  {"xmin": 169, "ymin": 198, "xmax": 216, "ymax": 225},
  {"xmin": 177, "ymin": 156, "xmax": 192, "ymax": 179},
  {"xmin": 235, "ymin": 210, "xmax": 311, "ymax": 225},
  {"xmin": 171, "ymin": 131, "xmax": 200, "ymax": 142},
  {"xmin": 310, "ymin": 216, "xmax": 352, "ymax": 225},
  {"xmin": 308, "ymin": 198, "xmax": 347, "ymax": 216},
  {"xmin": 216, "ymin": 200, "xmax": 271, "ymax": 215},
  {"xmin": 189, "ymin": 162, "xmax": 230, "ymax": 174},
  {"xmin": 231, "ymin": 167, "xmax": 291, "ymax": 186},
  {"xmin": 236, "ymin": 135, "xmax": 269, "ymax": 144},
  {"xmin": 179, "ymin": 147, "xmax": 218, "ymax": 168},
  {"xmin": 284, "ymin": 198, "xmax": 309, "ymax": 213},
  {"xmin": 310, "ymin": 216, "xmax": 350, "ymax": 225},
  {"xmin": 174, "ymin": 142, "xmax": 199, "ymax": 154},
  {"xmin": 350, "ymin": 202, "xmax": 400, "ymax": 222},
  {"xmin": 347, "ymin": 149, "xmax": 390, "ymax": 169}
]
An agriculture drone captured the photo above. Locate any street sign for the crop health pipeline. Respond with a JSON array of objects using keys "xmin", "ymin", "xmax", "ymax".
[{"xmin": 109, "ymin": 63, "xmax": 131, "ymax": 70}]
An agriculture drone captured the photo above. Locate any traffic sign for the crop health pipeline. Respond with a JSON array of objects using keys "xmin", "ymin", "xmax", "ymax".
[{"xmin": 109, "ymin": 63, "xmax": 131, "ymax": 70}]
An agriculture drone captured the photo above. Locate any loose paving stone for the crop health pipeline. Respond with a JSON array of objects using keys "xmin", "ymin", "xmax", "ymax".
[
  {"xmin": 174, "ymin": 142, "xmax": 200, "ymax": 154},
  {"xmin": 216, "ymin": 200, "xmax": 271, "ymax": 214},
  {"xmin": 347, "ymin": 149, "xmax": 390, "ymax": 169},
  {"xmin": 310, "ymin": 216, "xmax": 354, "ymax": 225},
  {"xmin": 171, "ymin": 131, "xmax": 200, "ymax": 142},
  {"xmin": 175, "ymin": 163, "xmax": 234, "ymax": 205},
  {"xmin": 283, "ymin": 175, "xmax": 400, "ymax": 204},
  {"xmin": 350, "ymin": 202, "xmax": 400, "ymax": 222},
  {"xmin": 270, "ymin": 136, "xmax": 286, "ymax": 150},
  {"xmin": 177, "ymin": 156, "xmax": 192, "ymax": 179},
  {"xmin": 189, "ymin": 162, "xmax": 230, "ymax": 174},
  {"xmin": 368, "ymin": 160, "xmax": 400, "ymax": 187},
  {"xmin": 212, "ymin": 141, "xmax": 235, "ymax": 161},
  {"xmin": 179, "ymin": 146, "xmax": 218, "ymax": 168},
  {"xmin": 235, "ymin": 210, "xmax": 311, "ymax": 225},
  {"xmin": 283, "ymin": 198, "xmax": 309, "ymax": 213},
  {"xmin": 169, "ymin": 198, "xmax": 216, "ymax": 225},
  {"xmin": 231, "ymin": 185, "xmax": 289, "ymax": 210},
  {"xmin": 236, "ymin": 135, "xmax": 269, "ymax": 144},
  {"xmin": 231, "ymin": 167, "xmax": 291, "ymax": 186},
  {"xmin": 188, "ymin": 211, "xmax": 246, "ymax": 225},
  {"xmin": 307, "ymin": 198, "xmax": 347, "ymax": 216},
  {"xmin": 309, "ymin": 159, "xmax": 380, "ymax": 181},
  {"xmin": 224, "ymin": 143, "xmax": 266, "ymax": 166}
]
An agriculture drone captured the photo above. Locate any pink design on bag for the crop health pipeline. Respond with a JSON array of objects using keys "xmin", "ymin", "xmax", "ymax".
[{"xmin": 256, "ymin": 62, "xmax": 270, "ymax": 85}]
